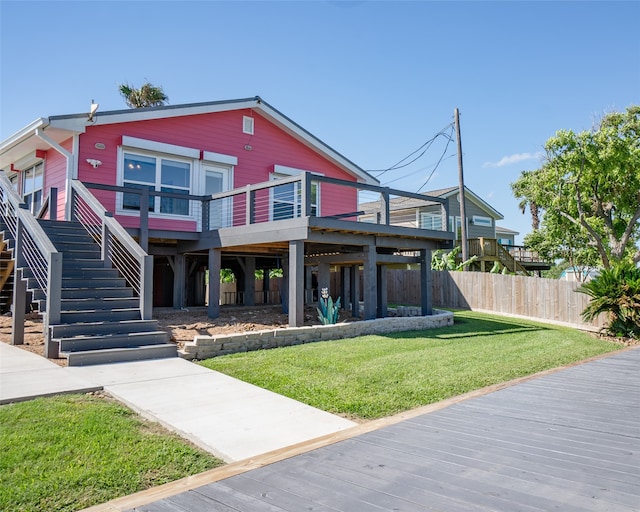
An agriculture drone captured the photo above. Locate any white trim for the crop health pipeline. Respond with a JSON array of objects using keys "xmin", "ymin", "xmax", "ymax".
[
  {"xmin": 121, "ymin": 135, "xmax": 200, "ymax": 159},
  {"xmin": 202, "ymin": 150, "xmax": 238, "ymax": 166},
  {"xmin": 471, "ymin": 215, "xmax": 492, "ymax": 227},
  {"xmin": 13, "ymin": 151, "xmax": 45, "ymax": 170},
  {"xmin": 116, "ymin": 147, "xmax": 196, "ymax": 220}
]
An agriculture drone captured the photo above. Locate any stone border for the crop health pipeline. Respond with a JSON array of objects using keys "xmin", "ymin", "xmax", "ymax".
[{"xmin": 179, "ymin": 309, "xmax": 454, "ymax": 360}]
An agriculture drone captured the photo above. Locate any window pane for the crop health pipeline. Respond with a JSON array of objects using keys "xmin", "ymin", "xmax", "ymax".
[
  {"xmin": 124, "ymin": 153, "xmax": 156, "ymax": 183},
  {"xmin": 161, "ymin": 159, "xmax": 190, "ymax": 188},
  {"xmin": 273, "ymin": 182, "xmax": 295, "ymax": 204},
  {"xmin": 123, "ymin": 183, "xmax": 155, "ymax": 211},
  {"xmin": 160, "ymin": 187, "xmax": 189, "ymax": 216}
]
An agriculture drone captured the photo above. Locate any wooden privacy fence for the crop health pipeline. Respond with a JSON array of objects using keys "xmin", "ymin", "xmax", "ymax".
[{"xmin": 387, "ymin": 270, "xmax": 606, "ymax": 331}]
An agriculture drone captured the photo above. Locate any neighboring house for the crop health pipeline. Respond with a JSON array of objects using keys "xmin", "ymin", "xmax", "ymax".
[
  {"xmin": 495, "ymin": 225, "xmax": 519, "ymax": 246},
  {"xmin": 360, "ymin": 186, "xmax": 504, "ymax": 239},
  {"xmin": 0, "ymin": 96, "xmax": 453, "ymax": 364},
  {"xmin": 360, "ymin": 186, "xmax": 550, "ymax": 275}
]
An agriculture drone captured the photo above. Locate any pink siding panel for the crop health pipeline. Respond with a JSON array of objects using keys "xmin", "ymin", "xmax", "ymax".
[
  {"xmin": 42, "ymin": 138, "xmax": 71, "ymax": 220},
  {"xmin": 76, "ymin": 109, "xmax": 359, "ymax": 232}
]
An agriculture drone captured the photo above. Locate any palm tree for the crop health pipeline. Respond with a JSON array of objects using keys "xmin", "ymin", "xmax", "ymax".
[
  {"xmin": 518, "ymin": 198, "xmax": 540, "ymax": 231},
  {"xmin": 118, "ymin": 82, "xmax": 168, "ymax": 108}
]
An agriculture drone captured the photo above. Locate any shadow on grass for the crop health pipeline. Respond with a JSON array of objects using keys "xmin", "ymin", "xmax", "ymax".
[{"xmin": 385, "ymin": 311, "xmax": 550, "ymax": 341}]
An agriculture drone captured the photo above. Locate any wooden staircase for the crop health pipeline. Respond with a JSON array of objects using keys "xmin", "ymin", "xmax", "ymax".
[
  {"xmin": 21, "ymin": 220, "xmax": 177, "ymax": 366},
  {"xmin": 0, "ymin": 229, "xmax": 15, "ymax": 313},
  {"xmin": 465, "ymin": 238, "xmax": 530, "ymax": 276}
]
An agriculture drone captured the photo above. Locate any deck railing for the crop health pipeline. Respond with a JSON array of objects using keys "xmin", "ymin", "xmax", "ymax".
[
  {"xmin": 507, "ymin": 245, "xmax": 547, "ymax": 264},
  {"xmin": 0, "ymin": 171, "xmax": 62, "ymax": 355},
  {"xmin": 81, "ymin": 172, "xmax": 450, "ymax": 238},
  {"xmin": 70, "ymin": 180, "xmax": 153, "ymax": 320}
]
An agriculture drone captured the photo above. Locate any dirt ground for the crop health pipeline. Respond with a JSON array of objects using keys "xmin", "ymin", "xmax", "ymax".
[{"xmin": 0, "ymin": 305, "xmax": 355, "ymax": 367}]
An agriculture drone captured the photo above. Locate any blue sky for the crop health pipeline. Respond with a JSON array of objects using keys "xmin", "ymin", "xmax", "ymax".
[{"xmin": 1, "ymin": 0, "xmax": 638, "ymax": 242}]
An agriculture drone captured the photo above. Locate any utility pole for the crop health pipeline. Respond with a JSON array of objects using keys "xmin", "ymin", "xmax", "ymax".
[{"xmin": 454, "ymin": 107, "xmax": 469, "ymax": 267}]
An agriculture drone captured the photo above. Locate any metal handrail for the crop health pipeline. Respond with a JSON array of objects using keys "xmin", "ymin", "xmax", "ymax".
[
  {"xmin": 70, "ymin": 179, "xmax": 153, "ymax": 320},
  {"xmin": 0, "ymin": 170, "xmax": 62, "ymax": 355}
]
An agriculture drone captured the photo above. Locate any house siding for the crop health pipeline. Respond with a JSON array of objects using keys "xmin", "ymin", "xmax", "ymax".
[
  {"xmin": 77, "ymin": 110, "xmax": 358, "ymax": 231},
  {"xmin": 42, "ymin": 139, "xmax": 72, "ymax": 221},
  {"xmin": 445, "ymin": 194, "xmax": 496, "ymax": 239}
]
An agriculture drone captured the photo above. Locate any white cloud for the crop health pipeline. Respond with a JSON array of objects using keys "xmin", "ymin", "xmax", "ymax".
[{"xmin": 482, "ymin": 152, "xmax": 543, "ymax": 168}]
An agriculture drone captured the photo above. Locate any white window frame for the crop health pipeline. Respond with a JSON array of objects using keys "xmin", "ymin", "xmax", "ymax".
[
  {"xmin": 418, "ymin": 211, "xmax": 443, "ymax": 230},
  {"xmin": 117, "ymin": 147, "xmax": 194, "ymax": 220},
  {"xmin": 116, "ymin": 138, "xmax": 240, "ymax": 224},
  {"xmin": 269, "ymin": 165, "xmax": 320, "ymax": 221},
  {"xmin": 243, "ymin": 116, "xmax": 254, "ymax": 135},
  {"xmin": 449, "ymin": 215, "xmax": 469, "ymax": 239},
  {"xmin": 22, "ymin": 161, "xmax": 44, "ymax": 215},
  {"xmin": 472, "ymin": 215, "xmax": 492, "ymax": 227}
]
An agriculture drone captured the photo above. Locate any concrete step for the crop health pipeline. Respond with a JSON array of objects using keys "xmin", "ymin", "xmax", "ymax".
[
  {"xmin": 63, "ymin": 343, "xmax": 177, "ymax": 366},
  {"xmin": 50, "ymin": 319, "xmax": 161, "ymax": 339},
  {"xmin": 59, "ymin": 308, "xmax": 141, "ymax": 324},
  {"xmin": 58, "ymin": 331, "xmax": 171, "ymax": 352}
]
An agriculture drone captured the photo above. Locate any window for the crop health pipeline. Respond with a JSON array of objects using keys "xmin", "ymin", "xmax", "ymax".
[
  {"xmin": 472, "ymin": 215, "xmax": 492, "ymax": 227},
  {"xmin": 270, "ymin": 166, "xmax": 319, "ymax": 220},
  {"xmin": 243, "ymin": 116, "xmax": 254, "ymax": 135},
  {"xmin": 449, "ymin": 215, "xmax": 464, "ymax": 239},
  {"xmin": 419, "ymin": 212, "xmax": 443, "ymax": 230},
  {"xmin": 23, "ymin": 162, "xmax": 44, "ymax": 215},
  {"xmin": 122, "ymin": 152, "xmax": 191, "ymax": 216},
  {"xmin": 497, "ymin": 238, "xmax": 513, "ymax": 246}
]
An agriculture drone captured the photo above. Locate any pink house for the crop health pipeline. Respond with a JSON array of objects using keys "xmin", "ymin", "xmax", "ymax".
[{"xmin": 0, "ymin": 97, "xmax": 453, "ymax": 364}]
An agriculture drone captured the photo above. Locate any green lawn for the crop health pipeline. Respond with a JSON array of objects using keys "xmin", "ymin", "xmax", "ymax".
[
  {"xmin": 0, "ymin": 394, "xmax": 223, "ymax": 512},
  {"xmin": 201, "ymin": 310, "xmax": 620, "ymax": 420}
]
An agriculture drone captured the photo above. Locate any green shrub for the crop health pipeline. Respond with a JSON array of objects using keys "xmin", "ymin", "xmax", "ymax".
[{"xmin": 579, "ymin": 262, "xmax": 640, "ymax": 338}]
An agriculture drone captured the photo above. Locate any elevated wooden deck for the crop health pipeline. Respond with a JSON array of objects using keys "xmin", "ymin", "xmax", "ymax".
[{"xmin": 118, "ymin": 347, "xmax": 639, "ymax": 512}]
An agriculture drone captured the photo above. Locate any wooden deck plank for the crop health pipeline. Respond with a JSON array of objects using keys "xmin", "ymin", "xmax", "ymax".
[{"xmin": 129, "ymin": 348, "xmax": 640, "ymax": 512}]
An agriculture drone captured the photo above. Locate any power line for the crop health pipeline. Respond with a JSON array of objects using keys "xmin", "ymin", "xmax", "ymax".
[
  {"xmin": 367, "ymin": 122, "xmax": 454, "ymax": 175},
  {"xmin": 417, "ymin": 124, "xmax": 456, "ymax": 192}
]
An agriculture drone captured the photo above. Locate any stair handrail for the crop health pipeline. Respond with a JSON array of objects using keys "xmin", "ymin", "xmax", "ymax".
[
  {"xmin": 70, "ymin": 179, "xmax": 153, "ymax": 320},
  {"xmin": 495, "ymin": 240, "xmax": 529, "ymax": 275},
  {"xmin": 0, "ymin": 171, "xmax": 62, "ymax": 344}
]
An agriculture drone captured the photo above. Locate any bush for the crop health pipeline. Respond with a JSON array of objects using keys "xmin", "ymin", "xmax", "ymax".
[{"xmin": 579, "ymin": 262, "xmax": 640, "ymax": 338}]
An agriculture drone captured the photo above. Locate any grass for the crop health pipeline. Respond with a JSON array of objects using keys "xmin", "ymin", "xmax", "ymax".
[
  {"xmin": 201, "ymin": 310, "xmax": 620, "ymax": 420},
  {"xmin": 0, "ymin": 393, "xmax": 223, "ymax": 512}
]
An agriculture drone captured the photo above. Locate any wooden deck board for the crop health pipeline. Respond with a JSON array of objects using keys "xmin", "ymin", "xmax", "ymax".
[{"xmin": 130, "ymin": 348, "xmax": 640, "ymax": 512}]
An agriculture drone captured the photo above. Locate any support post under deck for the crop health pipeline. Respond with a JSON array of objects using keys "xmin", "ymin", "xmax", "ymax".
[{"xmin": 288, "ymin": 240, "xmax": 304, "ymax": 327}]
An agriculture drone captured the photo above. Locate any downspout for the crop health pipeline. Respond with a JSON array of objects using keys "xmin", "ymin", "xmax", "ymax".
[{"xmin": 35, "ymin": 128, "xmax": 76, "ymax": 221}]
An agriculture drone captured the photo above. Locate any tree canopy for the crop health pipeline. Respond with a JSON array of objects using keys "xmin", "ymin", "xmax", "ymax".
[
  {"xmin": 512, "ymin": 105, "xmax": 640, "ymax": 268},
  {"xmin": 118, "ymin": 82, "xmax": 168, "ymax": 109}
]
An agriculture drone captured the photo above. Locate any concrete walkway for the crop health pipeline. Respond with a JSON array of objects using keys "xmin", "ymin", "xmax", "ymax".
[
  {"xmin": 0, "ymin": 344, "xmax": 356, "ymax": 462},
  {"xmin": 0, "ymin": 342, "xmax": 100, "ymax": 403}
]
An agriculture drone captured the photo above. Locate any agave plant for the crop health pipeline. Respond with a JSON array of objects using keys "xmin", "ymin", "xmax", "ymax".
[
  {"xmin": 579, "ymin": 262, "xmax": 640, "ymax": 339},
  {"xmin": 317, "ymin": 287, "xmax": 341, "ymax": 325}
]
